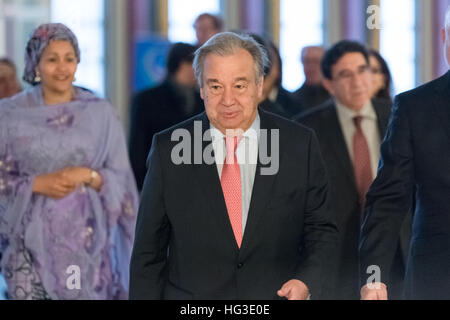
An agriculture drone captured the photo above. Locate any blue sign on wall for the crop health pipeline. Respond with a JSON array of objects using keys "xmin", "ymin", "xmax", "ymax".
[{"xmin": 134, "ymin": 36, "xmax": 172, "ymax": 93}]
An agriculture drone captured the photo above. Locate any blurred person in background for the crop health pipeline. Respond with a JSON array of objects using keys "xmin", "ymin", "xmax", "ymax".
[
  {"xmin": 360, "ymin": 6, "xmax": 450, "ymax": 300},
  {"xmin": 293, "ymin": 46, "xmax": 331, "ymax": 109},
  {"xmin": 0, "ymin": 58, "xmax": 21, "ymax": 99},
  {"xmin": 368, "ymin": 49, "xmax": 393, "ymax": 102},
  {"xmin": 260, "ymin": 39, "xmax": 304, "ymax": 118},
  {"xmin": 0, "ymin": 23, "xmax": 138, "ymax": 300},
  {"xmin": 295, "ymin": 40, "xmax": 408, "ymax": 300},
  {"xmin": 194, "ymin": 13, "xmax": 224, "ymax": 48},
  {"xmin": 0, "ymin": 55, "xmax": 16, "ymax": 291},
  {"xmin": 248, "ymin": 34, "xmax": 303, "ymax": 118},
  {"xmin": 128, "ymin": 42, "xmax": 204, "ymax": 191}
]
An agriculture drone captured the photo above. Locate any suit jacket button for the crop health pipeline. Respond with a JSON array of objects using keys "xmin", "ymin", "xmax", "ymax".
[{"xmin": 237, "ymin": 263, "xmax": 244, "ymax": 269}]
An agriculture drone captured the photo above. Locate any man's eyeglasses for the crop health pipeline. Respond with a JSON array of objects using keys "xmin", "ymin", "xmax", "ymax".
[
  {"xmin": 370, "ymin": 67, "xmax": 383, "ymax": 75},
  {"xmin": 333, "ymin": 65, "xmax": 370, "ymax": 82}
]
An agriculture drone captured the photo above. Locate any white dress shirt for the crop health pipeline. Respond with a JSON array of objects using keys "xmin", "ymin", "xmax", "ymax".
[
  {"xmin": 210, "ymin": 114, "xmax": 260, "ymax": 235},
  {"xmin": 335, "ymin": 101, "xmax": 381, "ymax": 179}
]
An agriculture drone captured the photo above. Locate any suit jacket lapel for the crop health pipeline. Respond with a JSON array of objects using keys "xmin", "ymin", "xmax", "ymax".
[
  {"xmin": 324, "ymin": 105, "xmax": 357, "ymax": 189},
  {"xmin": 240, "ymin": 109, "xmax": 279, "ymax": 254},
  {"xmin": 373, "ymin": 99, "xmax": 390, "ymax": 139},
  {"xmin": 432, "ymin": 71, "xmax": 450, "ymax": 142},
  {"xmin": 191, "ymin": 110, "xmax": 283, "ymax": 253},
  {"xmin": 191, "ymin": 112, "xmax": 240, "ymax": 252},
  {"xmin": 325, "ymin": 101, "xmax": 390, "ymax": 188}
]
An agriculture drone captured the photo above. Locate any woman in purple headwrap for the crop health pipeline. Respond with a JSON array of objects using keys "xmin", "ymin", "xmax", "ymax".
[{"xmin": 0, "ymin": 23, "xmax": 139, "ymax": 300}]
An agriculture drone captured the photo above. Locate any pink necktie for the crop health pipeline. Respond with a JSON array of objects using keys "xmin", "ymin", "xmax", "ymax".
[
  {"xmin": 353, "ymin": 116, "xmax": 373, "ymax": 211},
  {"xmin": 221, "ymin": 136, "xmax": 242, "ymax": 248}
]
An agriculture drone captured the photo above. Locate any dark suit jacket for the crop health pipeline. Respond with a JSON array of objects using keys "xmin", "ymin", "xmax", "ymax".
[
  {"xmin": 295, "ymin": 98, "xmax": 409, "ymax": 299},
  {"xmin": 359, "ymin": 71, "xmax": 450, "ymax": 300},
  {"xmin": 259, "ymin": 87, "xmax": 304, "ymax": 120},
  {"xmin": 259, "ymin": 99, "xmax": 290, "ymax": 119},
  {"xmin": 128, "ymin": 80, "xmax": 204, "ymax": 190},
  {"xmin": 276, "ymin": 87, "xmax": 305, "ymax": 118},
  {"xmin": 129, "ymin": 109, "xmax": 338, "ymax": 300},
  {"xmin": 293, "ymin": 84, "xmax": 331, "ymax": 110}
]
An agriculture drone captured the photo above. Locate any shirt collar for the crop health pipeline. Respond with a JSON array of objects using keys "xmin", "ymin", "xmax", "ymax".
[
  {"xmin": 335, "ymin": 99, "xmax": 377, "ymax": 122},
  {"xmin": 210, "ymin": 112, "xmax": 260, "ymax": 142}
]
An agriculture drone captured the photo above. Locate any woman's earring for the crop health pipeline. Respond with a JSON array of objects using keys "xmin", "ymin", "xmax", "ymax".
[{"xmin": 34, "ymin": 72, "xmax": 41, "ymax": 83}]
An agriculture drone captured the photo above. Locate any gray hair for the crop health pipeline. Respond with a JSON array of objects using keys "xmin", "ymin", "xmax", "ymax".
[{"xmin": 193, "ymin": 32, "xmax": 270, "ymax": 88}]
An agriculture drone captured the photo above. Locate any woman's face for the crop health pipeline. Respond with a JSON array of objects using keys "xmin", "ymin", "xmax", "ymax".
[
  {"xmin": 36, "ymin": 40, "xmax": 77, "ymax": 95},
  {"xmin": 369, "ymin": 55, "xmax": 386, "ymax": 97}
]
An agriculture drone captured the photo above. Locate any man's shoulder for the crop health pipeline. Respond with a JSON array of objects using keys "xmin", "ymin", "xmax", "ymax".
[
  {"xmin": 371, "ymin": 97, "xmax": 392, "ymax": 115},
  {"xmin": 259, "ymin": 108, "xmax": 315, "ymax": 139},
  {"xmin": 277, "ymin": 87, "xmax": 296, "ymax": 101},
  {"xmin": 397, "ymin": 71, "xmax": 449, "ymax": 102},
  {"xmin": 372, "ymin": 97, "xmax": 392, "ymax": 108},
  {"xmin": 132, "ymin": 81, "xmax": 171, "ymax": 104},
  {"xmin": 293, "ymin": 84, "xmax": 307, "ymax": 96},
  {"xmin": 293, "ymin": 100, "xmax": 335, "ymax": 126},
  {"xmin": 153, "ymin": 112, "xmax": 205, "ymax": 141}
]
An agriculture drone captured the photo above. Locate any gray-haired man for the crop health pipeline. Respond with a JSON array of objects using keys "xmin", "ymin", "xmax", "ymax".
[{"xmin": 130, "ymin": 32, "xmax": 337, "ymax": 300}]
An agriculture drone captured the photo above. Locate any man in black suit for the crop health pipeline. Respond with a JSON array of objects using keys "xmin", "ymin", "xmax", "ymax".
[
  {"xmin": 293, "ymin": 46, "xmax": 331, "ymax": 109},
  {"xmin": 128, "ymin": 43, "xmax": 204, "ymax": 190},
  {"xmin": 360, "ymin": 10, "xmax": 450, "ymax": 300},
  {"xmin": 295, "ymin": 41, "xmax": 408, "ymax": 299},
  {"xmin": 129, "ymin": 32, "xmax": 338, "ymax": 300}
]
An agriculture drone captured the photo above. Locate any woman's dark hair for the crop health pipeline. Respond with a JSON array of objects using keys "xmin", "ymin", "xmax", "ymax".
[
  {"xmin": 246, "ymin": 33, "xmax": 283, "ymax": 87},
  {"xmin": 246, "ymin": 33, "xmax": 271, "ymax": 76},
  {"xmin": 368, "ymin": 49, "xmax": 392, "ymax": 101},
  {"xmin": 166, "ymin": 42, "xmax": 196, "ymax": 77},
  {"xmin": 267, "ymin": 41, "xmax": 283, "ymax": 88}
]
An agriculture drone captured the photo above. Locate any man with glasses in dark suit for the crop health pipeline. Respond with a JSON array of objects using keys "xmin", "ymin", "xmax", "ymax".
[{"xmin": 296, "ymin": 41, "xmax": 408, "ymax": 300}]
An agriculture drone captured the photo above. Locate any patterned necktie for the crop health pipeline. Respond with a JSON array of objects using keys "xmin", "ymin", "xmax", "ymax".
[
  {"xmin": 221, "ymin": 136, "xmax": 242, "ymax": 248},
  {"xmin": 353, "ymin": 116, "xmax": 373, "ymax": 211}
]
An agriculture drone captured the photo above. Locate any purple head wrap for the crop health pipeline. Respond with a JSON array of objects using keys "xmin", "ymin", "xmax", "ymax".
[{"xmin": 23, "ymin": 23, "xmax": 81, "ymax": 85}]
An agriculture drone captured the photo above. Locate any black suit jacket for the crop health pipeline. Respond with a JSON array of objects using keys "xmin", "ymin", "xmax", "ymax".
[
  {"xmin": 295, "ymin": 99, "xmax": 409, "ymax": 299},
  {"xmin": 259, "ymin": 88, "xmax": 304, "ymax": 120},
  {"xmin": 276, "ymin": 87, "xmax": 305, "ymax": 118},
  {"xmin": 293, "ymin": 84, "xmax": 331, "ymax": 110},
  {"xmin": 259, "ymin": 98, "xmax": 291, "ymax": 119},
  {"xmin": 359, "ymin": 71, "xmax": 450, "ymax": 300},
  {"xmin": 129, "ymin": 109, "xmax": 338, "ymax": 300},
  {"xmin": 128, "ymin": 80, "xmax": 204, "ymax": 190}
]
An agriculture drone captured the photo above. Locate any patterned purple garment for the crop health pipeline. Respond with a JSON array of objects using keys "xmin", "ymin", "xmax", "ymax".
[{"xmin": 0, "ymin": 86, "xmax": 139, "ymax": 300}]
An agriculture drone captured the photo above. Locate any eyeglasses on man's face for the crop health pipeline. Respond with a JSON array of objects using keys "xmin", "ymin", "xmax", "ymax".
[{"xmin": 333, "ymin": 65, "xmax": 370, "ymax": 82}]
